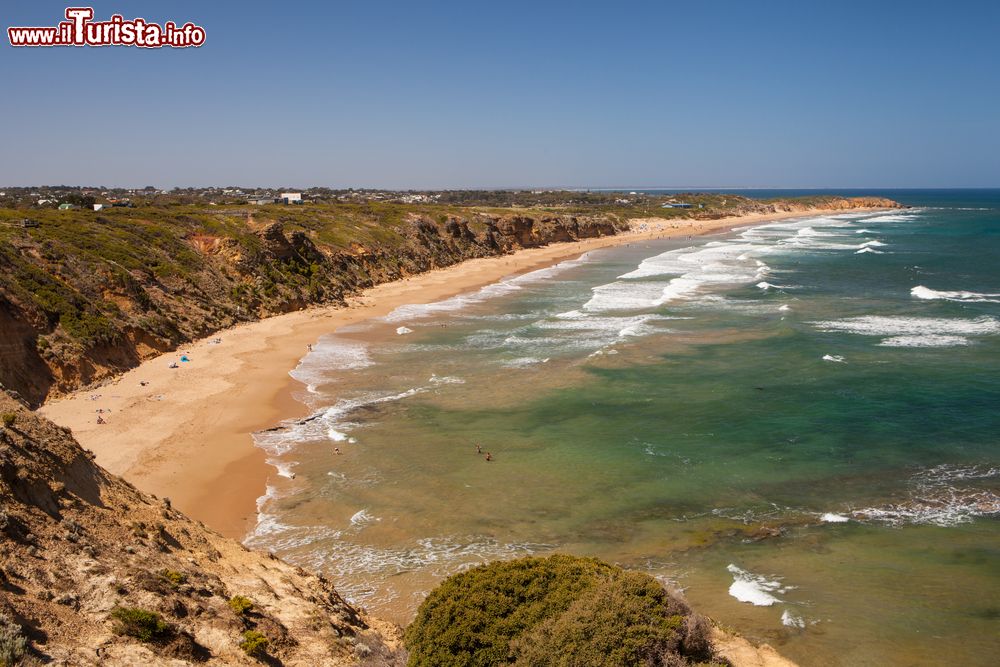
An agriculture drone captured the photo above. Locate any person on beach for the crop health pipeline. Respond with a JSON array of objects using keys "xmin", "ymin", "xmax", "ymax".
[
  {"xmin": 334, "ymin": 447, "xmax": 342, "ymax": 455},
  {"xmin": 476, "ymin": 444, "xmax": 482, "ymax": 454},
  {"xmin": 96, "ymin": 415, "xmax": 106, "ymax": 425},
  {"xmin": 485, "ymin": 452, "xmax": 492, "ymax": 461}
]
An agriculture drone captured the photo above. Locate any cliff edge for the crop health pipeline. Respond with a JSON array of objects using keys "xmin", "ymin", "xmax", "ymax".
[{"xmin": 0, "ymin": 392, "xmax": 403, "ymax": 665}]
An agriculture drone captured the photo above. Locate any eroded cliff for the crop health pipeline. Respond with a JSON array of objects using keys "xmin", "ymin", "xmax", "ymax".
[{"xmin": 0, "ymin": 391, "xmax": 403, "ymax": 665}]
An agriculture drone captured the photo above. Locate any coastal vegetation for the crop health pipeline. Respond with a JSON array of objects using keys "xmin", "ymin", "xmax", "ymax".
[
  {"xmin": 110, "ymin": 607, "xmax": 172, "ymax": 642},
  {"xmin": 0, "ymin": 193, "xmax": 896, "ymax": 406},
  {"xmin": 405, "ymin": 555, "xmax": 723, "ymax": 667}
]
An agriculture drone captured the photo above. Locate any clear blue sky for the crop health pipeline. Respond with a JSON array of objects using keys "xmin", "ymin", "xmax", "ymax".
[{"xmin": 4, "ymin": 0, "xmax": 999, "ymax": 188}]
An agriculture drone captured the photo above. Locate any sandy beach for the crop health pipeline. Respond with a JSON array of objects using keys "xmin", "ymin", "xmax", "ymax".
[{"xmin": 39, "ymin": 207, "xmax": 890, "ymax": 539}]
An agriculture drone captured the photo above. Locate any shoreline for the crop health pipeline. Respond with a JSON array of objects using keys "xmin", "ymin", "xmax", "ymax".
[{"xmin": 38, "ymin": 206, "xmax": 892, "ymax": 540}]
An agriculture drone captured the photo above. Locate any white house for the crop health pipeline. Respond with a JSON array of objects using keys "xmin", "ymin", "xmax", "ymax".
[{"xmin": 281, "ymin": 192, "xmax": 303, "ymax": 204}]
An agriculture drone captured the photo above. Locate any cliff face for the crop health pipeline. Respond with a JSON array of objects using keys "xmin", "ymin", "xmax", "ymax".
[
  {"xmin": 0, "ymin": 392, "xmax": 403, "ymax": 665},
  {"xmin": 0, "ymin": 197, "xmax": 897, "ymax": 406},
  {"xmin": 0, "ymin": 211, "xmax": 627, "ymax": 406}
]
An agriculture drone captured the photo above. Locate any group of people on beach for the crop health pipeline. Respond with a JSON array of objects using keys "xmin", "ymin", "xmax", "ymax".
[{"xmin": 475, "ymin": 444, "xmax": 492, "ymax": 461}]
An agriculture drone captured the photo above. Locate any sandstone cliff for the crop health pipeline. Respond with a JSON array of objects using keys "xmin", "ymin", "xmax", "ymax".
[
  {"xmin": 0, "ymin": 197, "xmax": 897, "ymax": 406},
  {"xmin": 0, "ymin": 210, "xmax": 626, "ymax": 406}
]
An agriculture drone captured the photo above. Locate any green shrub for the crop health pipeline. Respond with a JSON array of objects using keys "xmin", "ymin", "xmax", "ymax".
[
  {"xmin": 239, "ymin": 630, "xmax": 268, "ymax": 658},
  {"xmin": 227, "ymin": 595, "xmax": 253, "ymax": 616},
  {"xmin": 0, "ymin": 413, "xmax": 14, "ymax": 429},
  {"xmin": 405, "ymin": 555, "xmax": 699, "ymax": 667},
  {"xmin": 0, "ymin": 613, "xmax": 27, "ymax": 667},
  {"xmin": 160, "ymin": 569, "xmax": 187, "ymax": 587},
  {"xmin": 512, "ymin": 570, "xmax": 683, "ymax": 666},
  {"xmin": 110, "ymin": 607, "xmax": 171, "ymax": 642}
]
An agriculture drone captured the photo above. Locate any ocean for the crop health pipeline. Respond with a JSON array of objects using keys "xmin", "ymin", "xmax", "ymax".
[{"xmin": 246, "ymin": 190, "xmax": 1000, "ymax": 666}]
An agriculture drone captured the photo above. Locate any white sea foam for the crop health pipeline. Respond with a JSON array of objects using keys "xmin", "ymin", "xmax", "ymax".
[
  {"xmin": 820, "ymin": 512, "xmax": 850, "ymax": 523},
  {"xmin": 864, "ymin": 213, "xmax": 919, "ymax": 222},
  {"xmin": 781, "ymin": 610, "xmax": 806, "ymax": 629},
  {"xmin": 851, "ymin": 464, "xmax": 1000, "ymax": 527},
  {"xmin": 274, "ymin": 462, "xmax": 297, "ymax": 479},
  {"xmin": 429, "ymin": 374, "xmax": 465, "ymax": 385},
  {"xmin": 501, "ymin": 357, "xmax": 547, "ymax": 368},
  {"xmin": 757, "ymin": 281, "xmax": 795, "ymax": 290},
  {"xmin": 822, "ymin": 355, "xmax": 846, "ymax": 363},
  {"xmin": 382, "ymin": 253, "xmax": 592, "ymax": 322},
  {"xmin": 878, "ymin": 335, "xmax": 971, "ymax": 348},
  {"xmin": 396, "ymin": 326, "xmax": 413, "ymax": 335},
  {"xmin": 858, "ymin": 240, "xmax": 887, "ymax": 248},
  {"xmin": 289, "ymin": 335, "xmax": 373, "ymax": 391},
  {"xmin": 911, "ymin": 286, "xmax": 1000, "ymax": 303},
  {"xmin": 327, "ymin": 428, "xmax": 350, "ymax": 442},
  {"xmin": 350, "ymin": 509, "xmax": 379, "ymax": 527},
  {"xmin": 810, "ymin": 316, "xmax": 1000, "ymax": 345},
  {"xmin": 855, "ymin": 247, "xmax": 883, "ymax": 254},
  {"xmin": 726, "ymin": 564, "xmax": 788, "ymax": 607},
  {"xmin": 584, "ymin": 212, "xmax": 868, "ymax": 313},
  {"xmin": 252, "ymin": 386, "xmax": 429, "ymax": 480}
]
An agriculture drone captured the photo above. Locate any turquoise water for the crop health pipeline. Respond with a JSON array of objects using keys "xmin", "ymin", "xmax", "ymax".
[{"xmin": 248, "ymin": 191, "xmax": 1000, "ymax": 665}]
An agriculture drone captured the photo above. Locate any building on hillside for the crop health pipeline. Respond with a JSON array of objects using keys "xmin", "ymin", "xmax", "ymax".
[
  {"xmin": 281, "ymin": 192, "xmax": 303, "ymax": 204},
  {"xmin": 93, "ymin": 204, "xmax": 105, "ymax": 211},
  {"xmin": 661, "ymin": 203, "xmax": 693, "ymax": 209},
  {"xmin": 247, "ymin": 196, "xmax": 278, "ymax": 205}
]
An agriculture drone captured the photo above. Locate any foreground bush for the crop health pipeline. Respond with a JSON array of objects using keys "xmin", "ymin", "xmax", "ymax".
[
  {"xmin": 110, "ymin": 607, "xmax": 171, "ymax": 642},
  {"xmin": 0, "ymin": 613, "xmax": 27, "ymax": 667},
  {"xmin": 404, "ymin": 554, "xmax": 719, "ymax": 667},
  {"xmin": 228, "ymin": 595, "xmax": 254, "ymax": 616},
  {"xmin": 239, "ymin": 630, "xmax": 269, "ymax": 658}
]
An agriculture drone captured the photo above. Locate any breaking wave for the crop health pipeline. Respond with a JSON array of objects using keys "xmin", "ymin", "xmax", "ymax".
[
  {"xmin": 726, "ymin": 564, "xmax": 793, "ymax": 607},
  {"xmin": 810, "ymin": 315, "xmax": 1000, "ymax": 348},
  {"xmin": 911, "ymin": 286, "xmax": 1000, "ymax": 303},
  {"xmin": 848, "ymin": 465, "xmax": 1000, "ymax": 527}
]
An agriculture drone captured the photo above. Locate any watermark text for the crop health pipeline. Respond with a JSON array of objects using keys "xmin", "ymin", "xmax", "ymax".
[{"xmin": 8, "ymin": 7, "xmax": 205, "ymax": 48}]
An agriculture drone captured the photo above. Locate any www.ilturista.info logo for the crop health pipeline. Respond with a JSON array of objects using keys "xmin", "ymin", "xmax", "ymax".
[{"xmin": 8, "ymin": 7, "xmax": 205, "ymax": 48}]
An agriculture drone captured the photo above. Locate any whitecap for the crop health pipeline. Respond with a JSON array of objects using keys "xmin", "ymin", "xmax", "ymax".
[
  {"xmin": 811, "ymin": 316, "xmax": 1000, "ymax": 341},
  {"xmin": 820, "ymin": 512, "xmax": 850, "ymax": 523},
  {"xmin": 911, "ymin": 286, "xmax": 1000, "ymax": 303},
  {"xmin": 726, "ymin": 564, "xmax": 786, "ymax": 607},
  {"xmin": 781, "ymin": 610, "xmax": 806, "ymax": 629},
  {"xmin": 821, "ymin": 355, "xmax": 846, "ymax": 363},
  {"xmin": 396, "ymin": 326, "xmax": 413, "ymax": 335},
  {"xmin": 879, "ymin": 335, "xmax": 971, "ymax": 348},
  {"xmin": 855, "ymin": 247, "xmax": 883, "ymax": 254}
]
